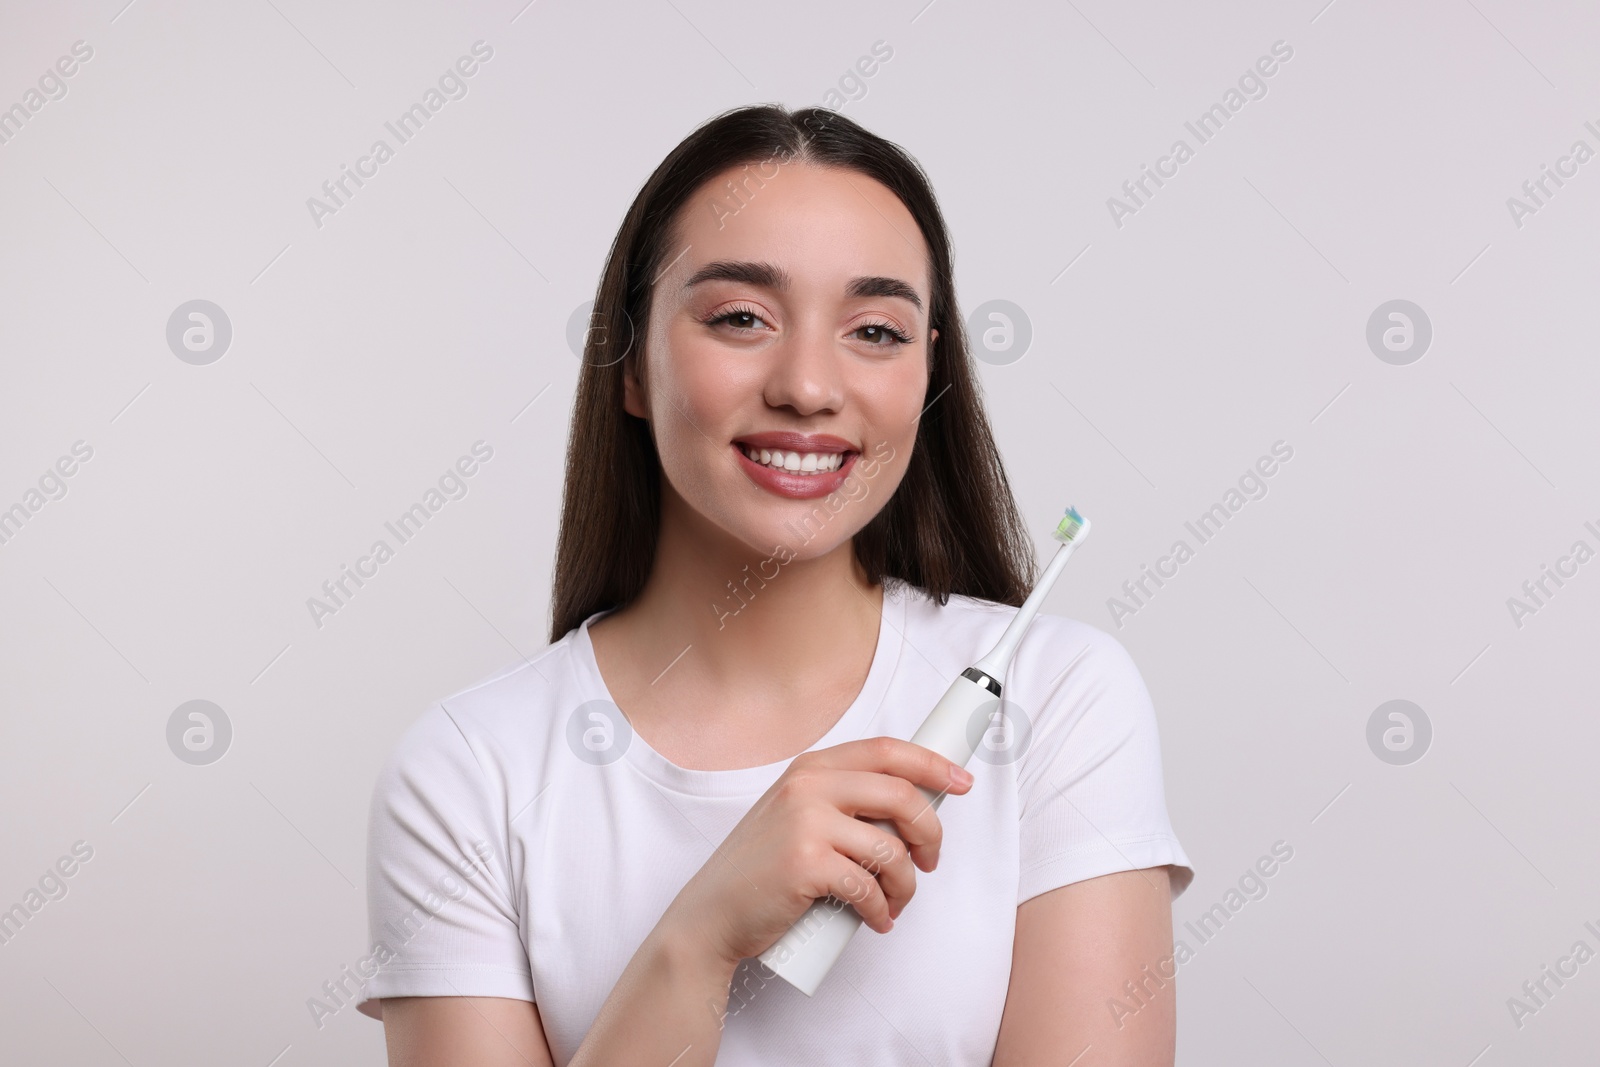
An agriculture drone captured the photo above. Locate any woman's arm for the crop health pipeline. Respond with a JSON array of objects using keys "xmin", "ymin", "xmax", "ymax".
[
  {"xmin": 992, "ymin": 866, "xmax": 1178, "ymax": 1066},
  {"xmin": 567, "ymin": 919, "xmax": 742, "ymax": 1066},
  {"xmin": 380, "ymin": 996, "xmax": 553, "ymax": 1067},
  {"xmin": 380, "ymin": 919, "xmax": 742, "ymax": 1067},
  {"xmin": 377, "ymin": 737, "xmax": 971, "ymax": 1064}
]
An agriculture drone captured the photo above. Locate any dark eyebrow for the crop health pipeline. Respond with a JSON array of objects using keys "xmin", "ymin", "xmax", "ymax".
[
  {"xmin": 683, "ymin": 260, "xmax": 925, "ymax": 313},
  {"xmin": 846, "ymin": 275, "xmax": 923, "ymax": 313},
  {"xmin": 684, "ymin": 260, "xmax": 791, "ymax": 291}
]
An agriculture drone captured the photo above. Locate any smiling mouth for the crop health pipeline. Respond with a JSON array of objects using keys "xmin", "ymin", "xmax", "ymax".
[{"xmin": 736, "ymin": 443, "xmax": 851, "ymax": 475}]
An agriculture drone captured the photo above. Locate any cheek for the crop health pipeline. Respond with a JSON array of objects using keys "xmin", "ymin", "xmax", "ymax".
[
  {"xmin": 869, "ymin": 357, "xmax": 930, "ymax": 445},
  {"xmin": 646, "ymin": 329, "xmax": 745, "ymax": 480},
  {"xmin": 845, "ymin": 358, "xmax": 927, "ymax": 496}
]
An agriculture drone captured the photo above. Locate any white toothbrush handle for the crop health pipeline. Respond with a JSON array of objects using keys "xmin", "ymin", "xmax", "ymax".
[{"xmin": 756, "ymin": 673, "xmax": 1001, "ymax": 996}]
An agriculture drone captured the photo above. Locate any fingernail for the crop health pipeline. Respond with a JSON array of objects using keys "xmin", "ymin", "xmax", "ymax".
[{"xmin": 952, "ymin": 766, "xmax": 974, "ymax": 787}]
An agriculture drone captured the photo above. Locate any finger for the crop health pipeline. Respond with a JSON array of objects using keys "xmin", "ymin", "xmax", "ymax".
[
  {"xmin": 799, "ymin": 736, "xmax": 973, "ymax": 799},
  {"xmin": 817, "ymin": 850, "xmax": 895, "ymax": 934},
  {"xmin": 826, "ymin": 814, "xmax": 918, "ymax": 918},
  {"xmin": 790, "ymin": 767, "xmax": 945, "ymax": 868}
]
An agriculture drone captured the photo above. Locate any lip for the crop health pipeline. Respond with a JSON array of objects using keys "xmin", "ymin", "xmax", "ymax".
[
  {"xmin": 734, "ymin": 431, "xmax": 856, "ymax": 453},
  {"xmin": 731, "ymin": 432, "xmax": 858, "ymax": 500}
]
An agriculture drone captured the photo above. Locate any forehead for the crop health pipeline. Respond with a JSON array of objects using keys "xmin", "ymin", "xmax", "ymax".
[{"xmin": 668, "ymin": 162, "xmax": 931, "ymax": 295}]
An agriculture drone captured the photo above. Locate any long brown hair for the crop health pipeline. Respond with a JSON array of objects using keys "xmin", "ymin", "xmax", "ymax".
[{"xmin": 549, "ymin": 104, "xmax": 1035, "ymax": 641}]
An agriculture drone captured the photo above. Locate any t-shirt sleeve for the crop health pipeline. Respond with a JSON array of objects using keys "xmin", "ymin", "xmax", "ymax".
[
  {"xmin": 1012, "ymin": 623, "xmax": 1195, "ymax": 906},
  {"xmin": 356, "ymin": 700, "xmax": 534, "ymax": 1020}
]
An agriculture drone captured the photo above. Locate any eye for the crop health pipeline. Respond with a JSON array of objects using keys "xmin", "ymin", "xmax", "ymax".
[
  {"xmin": 703, "ymin": 305, "xmax": 771, "ymax": 332},
  {"xmin": 852, "ymin": 321, "xmax": 913, "ymax": 346}
]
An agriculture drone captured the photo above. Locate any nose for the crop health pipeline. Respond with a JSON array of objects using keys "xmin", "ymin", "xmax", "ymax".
[{"xmin": 762, "ymin": 320, "xmax": 845, "ymax": 417}]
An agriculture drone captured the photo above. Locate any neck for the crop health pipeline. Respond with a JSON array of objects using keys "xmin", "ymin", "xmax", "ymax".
[{"xmin": 612, "ymin": 487, "xmax": 884, "ymax": 695}]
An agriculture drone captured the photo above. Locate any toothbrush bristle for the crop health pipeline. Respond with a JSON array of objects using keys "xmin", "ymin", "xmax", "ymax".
[{"xmin": 1053, "ymin": 505, "xmax": 1085, "ymax": 543}]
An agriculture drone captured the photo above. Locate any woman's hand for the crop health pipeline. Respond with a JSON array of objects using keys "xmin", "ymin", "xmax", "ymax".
[{"xmin": 658, "ymin": 735, "xmax": 974, "ymax": 969}]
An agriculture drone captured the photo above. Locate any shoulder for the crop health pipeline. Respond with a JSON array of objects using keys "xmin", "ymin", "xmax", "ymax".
[
  {"xmin": 371, "ymin": 633, "xmax": 585, "ymax": 806},
  {"xmin": 903, "ymin": 583, "xmax": 1139, "ymax": 687},
  {"xmin": 895, "ymin": 582, "xmax": 1015, "ymax": 660},
  {"xmin": 907, "ymin": 586, "xmax": 1153, "ymax": 757},
  {"xmin": 1017, "ymin": 612, "xmax": 1144, "ymax": 694}
]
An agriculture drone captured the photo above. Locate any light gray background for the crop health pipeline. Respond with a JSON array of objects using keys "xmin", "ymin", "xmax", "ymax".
[{"xmin": 2, "ymin": 0, "xmax": 1596, "ymax": 1063}]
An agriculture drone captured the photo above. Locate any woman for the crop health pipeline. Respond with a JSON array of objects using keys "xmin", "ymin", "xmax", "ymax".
[{"xmin": 358, "ymin": 104, "xmax": 1194, "ymax": 1065}]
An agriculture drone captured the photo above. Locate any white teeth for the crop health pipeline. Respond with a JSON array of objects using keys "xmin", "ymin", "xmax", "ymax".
[{"xmin": 740, "ymin": 445, "xmax": 847, "ymax": 475}]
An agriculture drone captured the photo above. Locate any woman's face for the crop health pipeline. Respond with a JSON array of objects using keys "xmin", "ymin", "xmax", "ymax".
[{"xmin": 625, "ymin": 160, "xmax": 937, "ymax": 561}]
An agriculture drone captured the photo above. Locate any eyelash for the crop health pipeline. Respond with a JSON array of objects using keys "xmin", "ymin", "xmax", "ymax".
[
  {"xmin": 855, "ymin": 321, "xmax": 914, "ymax": 345},
  {"xmin": 701, "ymin": 305, "xmax": 914, "ymax": 345},
  {"xmin": 702, "ymin": 304, "xmax": 768, "ymax": 332}
]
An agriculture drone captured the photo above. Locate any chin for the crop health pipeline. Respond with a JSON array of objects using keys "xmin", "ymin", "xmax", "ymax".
[{"xmin": 744, "ymin": 504, "xmax": 867, "ymax": 560}]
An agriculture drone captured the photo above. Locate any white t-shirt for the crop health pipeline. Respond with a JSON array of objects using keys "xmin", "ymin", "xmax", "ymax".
[{"xmin": 357, "ymin": 580, "xmax": 1194, "ymax": 1064}]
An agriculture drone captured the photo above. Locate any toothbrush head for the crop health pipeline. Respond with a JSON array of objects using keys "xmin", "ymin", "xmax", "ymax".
[{"xmin": 1053, "ymin": 505, "xmax": 1090, "ymax": 544}]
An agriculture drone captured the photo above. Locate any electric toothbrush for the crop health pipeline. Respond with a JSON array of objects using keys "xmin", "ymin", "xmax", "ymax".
[{"xmin": 757, "ymin": 506, "xmax": 1092, "ymax": 996}]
